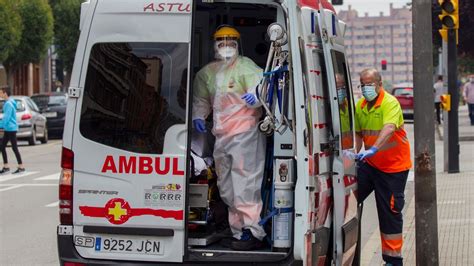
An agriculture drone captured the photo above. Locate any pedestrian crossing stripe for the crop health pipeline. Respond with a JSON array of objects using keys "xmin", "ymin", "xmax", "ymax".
[
  {"xmin": 0, "ymin": 185, "xmax": 24, "ymax": 192},
  {"xmin": 0, "ymin": 171, "xmax": 39, "ymax": 183},
  {"xmin": 0, "ymin": 183, "xmax": 57, "ymax": 186},
  {"xmin": 45, "ymin": 201, "xmax": 59, "ymax": 207},
  {"xmin": 35, "ymin": 173, "xmax": 60, "ymax": 181}
]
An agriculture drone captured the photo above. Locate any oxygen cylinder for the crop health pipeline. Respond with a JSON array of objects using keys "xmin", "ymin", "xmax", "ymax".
[{"xmin": 272, "ymin": 159, "xmax": 294, "ymax": 251}]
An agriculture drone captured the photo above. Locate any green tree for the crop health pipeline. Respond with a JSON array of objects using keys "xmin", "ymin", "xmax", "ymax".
[
  {"xmin": 458, "ymin": 0, "xmax": 474, "ymax": 76},
  {"xmin": 458, "ymin": 0, "xmax": 474, "ymax": 57},
  {"xmin": 51, "ymin": 0, "xmax": 82, "ymax": 78},
  {"xmin": 0, "ymin": 0, "xmax": 22, "ymax": 63},
  {"xmin": 3, "ymin": 0, "xmax": 54, "ymax": 85}
]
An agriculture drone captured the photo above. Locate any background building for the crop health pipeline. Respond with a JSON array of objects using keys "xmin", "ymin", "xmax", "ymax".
[
  {"xmin": 0, "ymin": 46, "xmax": 58, "ymax": 96},
  {"xmin": 0, "ymin": 60, "xmax": 54, "ymax": 96},
  {"xmin": 338, "ymin": 3, "xmax": 413, "ymax": 93}
]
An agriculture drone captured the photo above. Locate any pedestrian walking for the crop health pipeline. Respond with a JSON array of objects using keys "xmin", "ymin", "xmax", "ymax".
[
  {"xmin": 434, "ymin": 75, "xmax": 444, "ymax": 124},
  {"xmin": 355, "ymin": 68, "xmax": 412, "ymax": 266},
  {"xmin": 0, "ymin": 86, "xmax": 25, "ymax": 174},
  {"xmin": 463, "ymin": 74, "xmax": 474, "ymax": 125}
]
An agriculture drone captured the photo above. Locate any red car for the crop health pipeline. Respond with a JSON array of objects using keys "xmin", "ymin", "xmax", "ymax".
[{"xmin": 392, "ymin": 86, "xmax": 414, "ymax": 119}]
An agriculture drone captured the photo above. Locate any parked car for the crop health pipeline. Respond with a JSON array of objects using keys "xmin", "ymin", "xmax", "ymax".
[
  {"xmin": 0, "ymin": 96, "xmax": 48, "ymax": 145},
  {"xmin": 31, "ymin": 92, "xmax": 68, "ymax": 136},
  {"xmin": 392, "ymin": 86, "xmax": 414, "ymax": 119}
]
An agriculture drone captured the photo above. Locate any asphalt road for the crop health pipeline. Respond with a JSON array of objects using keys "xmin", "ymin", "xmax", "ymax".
[
  {"xmin": 0, "ymin": 124, "xmax": 420, "ymax": 265},
  {"xmin": 0, "ymin": 139, "xmax": 62, "ymax": 265}
]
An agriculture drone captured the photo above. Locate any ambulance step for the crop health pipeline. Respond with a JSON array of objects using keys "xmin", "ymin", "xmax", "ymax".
[{"xmin": 188, "ymin": 248, "xmax": 288, "ymax": 263}]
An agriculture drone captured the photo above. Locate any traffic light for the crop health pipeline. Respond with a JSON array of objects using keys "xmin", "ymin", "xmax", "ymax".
[
  {"xmin": 440, "ymin": 94, "xmax": 451, "ymax": 111},
  {"xmin": 438, "ymin": 0, "xmax": 459, "ymax": 29},
  {"xmin": 381, "ymin": 59, "xmax": 387, "ymax": 71}
]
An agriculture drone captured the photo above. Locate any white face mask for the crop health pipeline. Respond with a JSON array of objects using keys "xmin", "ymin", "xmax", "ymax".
[
  {"xmin": 217, "ymin": 47, "xmax": 237, "ymax": 59},
  {"xmin": 361, "ymin": 85, "xmax": 378, "ymax": 102}
]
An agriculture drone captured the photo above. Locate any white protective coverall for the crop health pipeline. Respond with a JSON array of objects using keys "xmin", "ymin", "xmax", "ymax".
[{"xmin": 193, "ymin": 56, "xmax": 266, "ymax": 240}]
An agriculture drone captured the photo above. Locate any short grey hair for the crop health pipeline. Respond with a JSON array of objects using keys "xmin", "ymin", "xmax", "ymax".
[{"xmin": 360, "ymin": 68, "xmax": 382, "ymax": 83}]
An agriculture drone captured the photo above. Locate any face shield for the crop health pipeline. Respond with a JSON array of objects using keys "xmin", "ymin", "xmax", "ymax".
[{"xmin": 214, "ymin": 37, "xmax": 239, "ymax": 62}]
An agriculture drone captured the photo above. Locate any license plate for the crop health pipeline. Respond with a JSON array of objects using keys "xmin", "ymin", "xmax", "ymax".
[
  {"xmin": 95, "ymin": 237, "xmax": 163, "ymax": 255},
  {"xmin": 43, "ymin": 112, "xmax": 57, "ymax": 118},
  {"xmin": 403, "ymin": 109, "xmax": 413, "ymax": 114}
]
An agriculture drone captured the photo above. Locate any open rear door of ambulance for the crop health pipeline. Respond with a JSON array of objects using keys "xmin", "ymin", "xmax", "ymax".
[
  {"xmin": 289, "ymin": 1, "xmax": 336, "ymax": 265},
  {"xmin": 315, "ymin": 7, "xmax": 359, "ymax": 266},
  {"xmin": 69, "ymin": 0, "xmax": 192, "ymax": 263}
]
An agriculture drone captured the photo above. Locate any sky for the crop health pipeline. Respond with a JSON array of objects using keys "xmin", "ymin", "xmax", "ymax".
[{"xmin": 334, "ymin": 0, "xmax": 412, "ymax": 16}]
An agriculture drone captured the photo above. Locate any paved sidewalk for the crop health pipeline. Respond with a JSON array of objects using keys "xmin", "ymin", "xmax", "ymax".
[
  {"xmin": 458, "ymin": 105, "xmax": 474, "ymax": 141},
  {"xmin": 365, "ymin": 104, "xmax": 474, "ymax": 265},
  {"xmin": 438, "ymin": 104, "xmax": 474, "ymax": 141},
  {"xmin": 401, "ymin": 171, "xmax": 474, "ymax": 265}
]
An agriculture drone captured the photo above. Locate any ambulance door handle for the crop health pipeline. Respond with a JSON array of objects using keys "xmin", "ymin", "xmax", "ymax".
[{"xmin": 68, "ymin": 87, "xmax": 81, "ymax": 98}]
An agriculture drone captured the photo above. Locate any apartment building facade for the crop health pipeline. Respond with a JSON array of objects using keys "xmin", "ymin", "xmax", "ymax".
[{"xmin": 338, "ymin": 4, "xmax": 413, "ymax": 94}]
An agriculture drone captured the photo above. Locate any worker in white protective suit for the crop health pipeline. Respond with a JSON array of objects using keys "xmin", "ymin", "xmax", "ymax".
[{"xmin": 192, "ymin": 26, "xmax": 266, "ymax": 251}]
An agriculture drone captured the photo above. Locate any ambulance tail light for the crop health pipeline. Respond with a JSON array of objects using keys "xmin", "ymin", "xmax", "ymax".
[{"xmin": 59, "ymin": 147, "xmax": 74, "ymax": 225}]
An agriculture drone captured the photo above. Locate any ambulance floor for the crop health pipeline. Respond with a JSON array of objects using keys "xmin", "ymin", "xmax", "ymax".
[{"xmin": 190, "ymin": 241, "xmax": 287, "ymax": 255}]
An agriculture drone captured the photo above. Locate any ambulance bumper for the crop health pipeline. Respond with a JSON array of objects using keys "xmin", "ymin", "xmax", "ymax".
[{"xmin": 57, "ymin": 233, "xmax": 295, "ymax": 265}]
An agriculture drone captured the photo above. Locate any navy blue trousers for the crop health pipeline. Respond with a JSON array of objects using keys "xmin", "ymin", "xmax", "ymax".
[{"xmin": 357, "ymin": 162, "xmax": 408, "ymax": 266}]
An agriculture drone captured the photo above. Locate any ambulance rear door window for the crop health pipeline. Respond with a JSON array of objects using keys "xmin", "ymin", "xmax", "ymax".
[
  {"xmin": 331, "ymin": 50, "xmax": 354, "ymax": 150},
  {"xmin": 80, "ymin": 43, "xmax": 188, "ymax": 154}
]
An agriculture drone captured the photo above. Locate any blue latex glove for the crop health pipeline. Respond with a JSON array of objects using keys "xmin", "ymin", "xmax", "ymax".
[
  {"xmin": 241, "ymin": 93, "xmax": 257, "ymax": 106},
  {"xmin": 193, "ymin": 119, "xmax": 207, "ymax": 133},
  {"xmin": 356, "ymin": 147, "xmax": 378, "ymax": 161}
]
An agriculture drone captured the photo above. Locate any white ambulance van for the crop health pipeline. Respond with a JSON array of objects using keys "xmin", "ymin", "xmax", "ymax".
[{"xmin": 57, "ymin": 0, "xmax": 360, "ymax": 265}]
